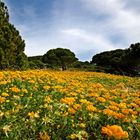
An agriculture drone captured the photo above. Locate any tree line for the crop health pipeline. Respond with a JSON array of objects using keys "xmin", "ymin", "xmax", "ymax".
[
  {"xmin": 28, "ymin": 44, "xmax": 140, "ymax": 76},
  {"xmin": 0, "ymin": 2, "xmax": 140, "ymax": 76}
]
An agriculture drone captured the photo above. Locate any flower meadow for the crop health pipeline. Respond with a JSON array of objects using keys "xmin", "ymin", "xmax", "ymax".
[{"xmin": 0, "ymin": 70, "xmax": 140, "ymax": 140}]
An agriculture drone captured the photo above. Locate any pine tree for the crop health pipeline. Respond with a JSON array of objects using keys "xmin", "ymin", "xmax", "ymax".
[{"xmin": 0, "ymin": 2, "xmax": 28, "ymax": 70}]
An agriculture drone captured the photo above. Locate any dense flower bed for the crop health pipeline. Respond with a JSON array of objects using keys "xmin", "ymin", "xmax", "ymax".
[{"xmin": 0, "ymin": 70, "xmax": 140, "ymax": 139}]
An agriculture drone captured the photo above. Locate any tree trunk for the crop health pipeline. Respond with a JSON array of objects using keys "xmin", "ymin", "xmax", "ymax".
[{"xmin": 62, "ymin": 65, "xmax": 67, "ymax": 71}]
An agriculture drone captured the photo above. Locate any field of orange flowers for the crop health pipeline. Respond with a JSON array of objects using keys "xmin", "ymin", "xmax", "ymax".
[{"xmin": 0, "ymin": 70, "xmax": 140, "ymax": 139}]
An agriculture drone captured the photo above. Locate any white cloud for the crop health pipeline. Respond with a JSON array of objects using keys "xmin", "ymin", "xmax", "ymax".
[
  {"xmin": 5, "ymin": 0, "xmax": 140, "ymax": 61},
  {"xmin": 61, "ymin": 28, "xmax": 117, "ymax": 51},
  {"xmin": 51, "ymin": 28, "xmax": 121, "ymax": 61},
  {"xmin": 81, "ymin": 0, "xmax": 140, "ymax": 44},
  {"xmin": 81, "ymin": 0, "xmax": 124, "ymax": 16}
]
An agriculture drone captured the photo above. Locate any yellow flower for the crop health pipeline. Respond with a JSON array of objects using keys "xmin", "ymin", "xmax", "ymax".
[
  {"xmin": 103, "ymin": 109, "xmax": 116, "ymax": 116},
  {"xmin": 70, "ymin": 92, "xmax": 77, "ymax": 96},
  {"xmin": 0, "ymin": 111, "xmax": 4, "ymax": 117},
  {"xmin": 79, "ymin": 123, "xmax": 86, "ymax": 128},
  {"xmin": 62, "ymin": 112, "xmax": 68, "ymax": 117},
  {"xmin": 78, "ymin": 130, "xmax": 88, "ymax": 139},
  {"xmin": 1, "ymin": 92, "xmax": 9, "ymax": 97},
  {"xmin": 102, "ymin": 125, "xmax": 128, "ymax": 139},
  {"xmin": 96, "ymin": 97, "xmax": 106, "ymax": 102},
  {"xmin": 0, "ymin": 81, "xmax": 7, "ymax": 85},
  {"xmin": 119, "ymin": 103, "xmax": 127, "ymax": 108},
  {"xmin": 43, "ymin": 85, "xmax": 50, "ymax": 90},
  {"xmin": 28, "ymin": 111, "xmax": 39, "ymax": 119},
  {"xmin": 44, "ymin": 96, "xmax": 52, "ymax": 103},
  {"xmin": 68, "ymin": 107, "xmax": 76, "ymax": 114},
  {"xmin": 73, "ymin": 104, "xmax": 81, "ymax": 110},
  {"xmin": 80, "ymin": 99, "xmax": 92, "ymax": 105},
  {"xmin": 22, "ymin": 89, "xmax": 28, "ymax": 93},
  {"xmin": 29, "ymin": 80, "xmax": 35, "ymax": 84},
  {"xmin": 70, "ymin": 133, "xmax": 78, "ymax": 139},
  {"xmin": 6, "ymin": 100, "xmax": 10, "ymax": 103}
]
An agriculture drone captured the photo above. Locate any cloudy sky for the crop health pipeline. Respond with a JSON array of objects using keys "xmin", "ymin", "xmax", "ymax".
[{"xmin": 5, "ymin": 0, "xmax": 140, "ymax": 61}]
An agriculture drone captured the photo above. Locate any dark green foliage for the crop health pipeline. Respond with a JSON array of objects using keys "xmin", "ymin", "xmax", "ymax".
[
  {"xmin": 29, "ymin": 60, "xmax": 46, "ymax": 69},
  {"xmin": 72, "ymin": 61, "xmax": 96, "ymax": 71},
  {"xmin": 28, "ymin": 55, "xmax": 43, "ymax": 61},
  {"xmin": 0, "ymin": 2, "xmax": 28, "ymax": 70},
  {"xmin": 42, "ymin": 48, "xmax": 78, "ymax": 70},
  {"xmin": 28, "ymin": 56, "xmax": 47, "ymax": 69},
  {"xmin": 91, "ymin": 43, "xmax": 140, "ymax": 76},
  {"xmin": 122, "ymin": 43, "xmax": 140, "ymax": 67},
  {"xmin": 91, "ymin": 49, "xmax": 125, "ymax": 67},
  {"xmin": 73, "ymin": 61, "xmax": 89, "ymax": 68},
  {"xmin": 0, "ymin": 1, "xmax": 9, "ymax": 23}
]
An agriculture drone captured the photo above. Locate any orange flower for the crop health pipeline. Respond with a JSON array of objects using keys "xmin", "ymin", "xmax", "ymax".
[
  {"xmin": 87, "ymin": 105, "xmax": 97, "ymax": 112},
  {"xmin": 131, "ymin": 111, "xmax": 138, "ymax": 115},
  {"xmin": 102, "ymin": 125, "xmax": 128, "ymax": 139},
  {"xmin": 88, "ymin": 93, "xmax": 99, "ymax": 98},
  {"xmin": 115, "ymin": 113, "xmax": 125, "ymax": 119},
  {"xmin": 0, "ymin": 72, "xmax": 4, "ymax": 80},
  {"xmin": 11, "ymin": 86, "xmax": 20, "ymax": 93},
  {"xmin": 108, "ymin": 105, "xmax": 119, "ymax": 111},
  {"xmin": 73, "ymin": 104, "xmax": 81, "ymax": 110},
  {"xmin": 61, "ymin": 97, "xmax": 75, "ymax": 105},
  {"xmin": 134, "ymin": 99, "xmax": 140, "ymax": 105},
  {"xmin": 103, "ymin": 109, "xmax": 116, "ymax": 116},
  {"xmin": 110, "ymin": 101, "xmax": 118, "ymax": 106},
  {"xmin": 121, "ymin": 109, "xmax": 129, "ymax": 115},
  {"xmin": 130, "ymin": 103, "xmax": 139, "ymax": 108},
  {"xmin": 0, "ymin": 96, "xmax": 5, "ymax": 104},
  {"xmin": 102, "ymin": 127, "xmax": 113, "ymax": 137},
  {"xmin": 96, "ymin": 97, "xmax": 106, "ymax": 103}
]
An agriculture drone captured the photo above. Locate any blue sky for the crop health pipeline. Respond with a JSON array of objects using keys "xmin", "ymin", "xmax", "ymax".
[{"xmin": 5, "ymin": 0, "xmax": 140, "ymax": 61}]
